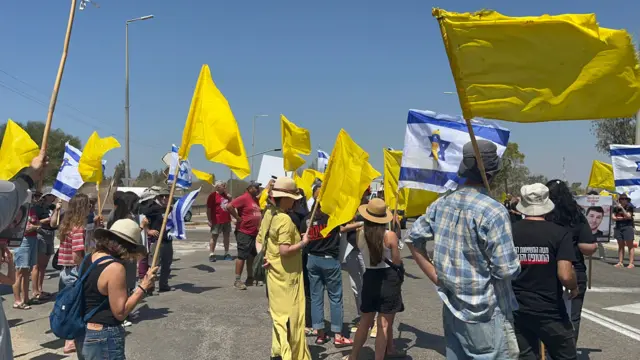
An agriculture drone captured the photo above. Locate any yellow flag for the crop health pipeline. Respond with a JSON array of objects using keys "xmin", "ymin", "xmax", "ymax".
[
  {"xmin": 433, "ymin": 9, "xmax": 640, "ymax": 122},
  {"xmin": 281, "ymin": 114, "xmax": 311, "ymax": 171},
  {"xmin": 78, "ymin": 132, "xmax": 120, "ymax": 183},
  {"xmin": 320, "ymin": 130, "xmax": 380, "ymax": 237},
  {"xmin": 0, "ymin": 120, "xmax": 40, "ymax": 180},
  {"xmin": 587, "ymin": 160, "xmax": 615, "ymax": 191},
  {"xmin": 294, "ymin": 169, "xmax": 324, "ymax": 200},
  {"xmin": 179, "ymin": 65, "xmax": 250, "ymax": 179},
  {"xmin": 259, "ymin": 187, "xmax": 269, "ymax": 210},
  {"xmin": 383, "ymin": 148, "xmax": 438, "ymax": 218},
  {"xmin": 192, "ymin": 168, "xmax": 214, "ymax": 185}
]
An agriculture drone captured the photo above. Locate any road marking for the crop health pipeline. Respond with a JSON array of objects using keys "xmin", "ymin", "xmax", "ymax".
[
  {"xmin": 604, "ymin": 303, "xmax": 640, "ymax": 315},
  {"xmin": 587, "ymin": 287, "xmax": 640, "ymax": 294},
  {"xmin": 582, "ymin": 308, "xmax": 640, "ymax": 341}
]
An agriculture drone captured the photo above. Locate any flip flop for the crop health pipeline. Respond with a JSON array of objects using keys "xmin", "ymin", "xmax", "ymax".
[
  {"xmin": 315, "ymin": 334, "xmax": 330, "ymax": 345},
  {"xmin": 334, "ymin": 337, "xmax": 354, "ymax": 348},
  {"xmin": 627, "ymin": 264, "xmax": 635, "ymax": 269},
  {"xmin": 614, "ymin": 263, "xmax": 624, "ymax": 268},
  {"xmin": 13, "ymin": 303, "xmax": 31, "ymax": 310}
]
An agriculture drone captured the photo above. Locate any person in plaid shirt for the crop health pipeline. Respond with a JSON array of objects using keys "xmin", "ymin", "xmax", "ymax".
[{"xmin": 406, "ymin": 140, "xmax": 521, "ymax": 360}]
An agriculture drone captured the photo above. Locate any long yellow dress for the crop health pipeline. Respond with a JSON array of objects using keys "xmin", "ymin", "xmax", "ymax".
[{"xmin": 257, "ymin": 208, "xmax": 311, "ymax": 360}]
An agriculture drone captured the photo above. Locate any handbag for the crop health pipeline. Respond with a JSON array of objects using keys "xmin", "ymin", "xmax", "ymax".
[
  {"xmin": 384, "ymin": 257, "xmax": 405, "ymax": 284},
  {"xmin": 52, "ymin": 248, "xmax": 63, "ymax": 271},
  {"xmin": 252, "ymin": 208, "xmax": 277, "ymax": 282}
]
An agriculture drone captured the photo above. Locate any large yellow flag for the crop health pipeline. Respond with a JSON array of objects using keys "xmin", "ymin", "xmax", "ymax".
[
  {"xmin": 587, "ymin": 160, "xmax": 615, "ymax": 191},
  {"xmin": 192, "ymin": 168, "xmax": 214, "ymax": 185},
  {"xmin": 0, "ymin": 120, "xmax": 40, "ymax": 180},
  {"xmin": 78, "ymin": 132, "xmax": 120, "ymax": 183},
  {"xmin": 294, "ymin": 169, "xmax": 324, "ymax": 200},
  {"xmin": 383, "ymin": 149, "xmax": 439, "ymax": 218},
  {"xmin": 433, "ymin": 9, "xmax": 640, "ymax": 122},
  {"xmin": 320, "ymin": 130, "xmax": 380, "ymax": 237},
  {"xmin": 281, "ymin": 114, "xmax": 311, "ymax": 171},
  {"xmin": 179, "ymin": 65, "xmax": 250, "ymax": 179}
]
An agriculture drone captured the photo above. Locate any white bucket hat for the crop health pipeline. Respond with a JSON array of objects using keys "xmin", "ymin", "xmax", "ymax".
[
  {"xmin": 94, "ymin": 219, "xmax": 147, "ymax": 254},
  {"xmin": 516, "ymin": 183, "xmax": 555, "ymax": 217}
]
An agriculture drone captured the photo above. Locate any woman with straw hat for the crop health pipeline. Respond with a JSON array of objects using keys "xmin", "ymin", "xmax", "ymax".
[
  {"xmin": 345, "ymin": 198, "xmax": 405, "ymax": 360},
  {"xmin": 256, "ymin": 177, "xmax": 311, "ymax": 360},
  {"xmin": 74, "ymin": 219, "xmax": 158, "ymax": 359}
]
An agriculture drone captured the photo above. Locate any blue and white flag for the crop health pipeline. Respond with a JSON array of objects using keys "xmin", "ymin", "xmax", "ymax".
[
  {"xmin": 610, "ymin": 144, "xmax": 640, "ymax": 194},
  {"xmin": 317, "ymin": 149, "xmax": 330, "ymax": 172},
  {"xmin": 167, "ymin": 144, "xmax": 192, "ymax": 189},
  {"xmin": 166, "ymin": 187, "xmax": 201, "ymax": 240},
  {"xmin": 399, "ymin": 110, "xmax": 510, "ymax": 193},
  {"xmin": 51, "ymin": 143, "xmax": 85, "ymax": 201}
]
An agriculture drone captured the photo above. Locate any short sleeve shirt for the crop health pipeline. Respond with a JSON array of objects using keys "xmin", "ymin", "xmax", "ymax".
[
  {"xmin": 58, "ymin": 226, "xmax": 85, "ymax": 266},
  {"xmin": 230, "ymin": 192, "xmax": 262, "ymax": 236},
  {"xmin": 24, "ymin": 208, "xmax": 39, "ymax": 238},
  {"xmin": 614, "ymin": 205, "xmax": 634, "ymax": 228},
  {"xmin": 207, "ymin": 192, "xmax": 232, "ymax": 224}
]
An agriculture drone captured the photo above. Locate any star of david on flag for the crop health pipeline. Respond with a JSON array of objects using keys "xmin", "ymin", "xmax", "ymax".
[{"xmin": 167, "ymin": 144, "xmax": 193, "ymax": 189}]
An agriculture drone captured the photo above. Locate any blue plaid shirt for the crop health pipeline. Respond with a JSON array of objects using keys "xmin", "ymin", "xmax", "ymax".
[{"xmin": 406, "ymin": 186, "xmax": 520, "ymax": 323}]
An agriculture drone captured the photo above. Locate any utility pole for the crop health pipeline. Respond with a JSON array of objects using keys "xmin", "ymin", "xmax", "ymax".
[{"xmin": 562, "ymin": 157, "xmax": 567, "ymax": 182}]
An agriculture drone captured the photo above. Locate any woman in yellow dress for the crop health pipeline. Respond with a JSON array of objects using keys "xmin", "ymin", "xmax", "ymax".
[{"xmin": 257, "ymin": 177, "xmax": 311, "ymax": 360}]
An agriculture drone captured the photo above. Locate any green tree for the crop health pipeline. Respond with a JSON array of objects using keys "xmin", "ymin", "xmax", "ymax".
[
  {"xmin": 570, "ymin": 182, "xmax": 584, "ymax": 195},
  {"xmin": 493, "ymin": 143, "xmax": 528, "ymax": 196},
  {"xmin": 111, "ymin": 160, "xmax": 126, "ymax": 186},
  {"xmin": 0, "ymin": 120, "xmax": 82, "ymax": 184},
  {"xmin": 134, "ymin": 169, "xmax": 153, "ymax": 186},
  {"xmin": 591, "ymin": 117, "xmax": 635, "ymax": 154},
  {"xmin": 526, "ymin": 174, "xmax": 549, "ymax": 185}
]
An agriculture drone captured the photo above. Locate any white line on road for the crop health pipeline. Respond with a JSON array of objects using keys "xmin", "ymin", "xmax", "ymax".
[
  {"xmin": 587, "ymin": 287, "xmax": 640, "ymax": 294},
  {"xmin": 604, "ymin": 303, "xmax": 640, "ymax": 315},
  {"xmin": 582, "ymin": 308, "xmax": 640, "ymax": 341}
]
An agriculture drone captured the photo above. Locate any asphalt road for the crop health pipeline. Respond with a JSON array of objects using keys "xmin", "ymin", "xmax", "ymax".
[{"xmin": 2, "ymin": 227, "xmax": 640, "ymax": 360}]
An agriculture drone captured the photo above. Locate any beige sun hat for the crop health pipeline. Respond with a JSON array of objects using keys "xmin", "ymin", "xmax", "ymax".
[
  {"xmin": 358, "ymin": 198, "xmax": 393, "ymax": 224},
  {"xmin": 94, "ymin": 219, "xmax": 147, "ymax": 254},
  {"xmin": 271, "ymin": 177, "xmax": 302, "ymax": 200},
  {"xmin": 516, "ymin": 183, "xmax": 555, "ymax": 217}
]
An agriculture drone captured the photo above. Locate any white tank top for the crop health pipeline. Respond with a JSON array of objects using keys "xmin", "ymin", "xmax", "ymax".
[{"xmin": 357, "ymin": 230, "xmax": 391, "ymax": 269}]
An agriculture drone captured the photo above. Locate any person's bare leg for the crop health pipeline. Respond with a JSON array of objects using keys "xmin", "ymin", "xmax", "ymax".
[
  {"xmin": 13, "ymin": 270, "xmax": 24, "ymax": 303},
  {"xmin": 39, "ymin": 255, "xmax": 50, "ymax": 291},
  {"xmin": 617, "ymin": 241, "xmax": 625, "ymax": 267},
  {"xmin": 627, "ymin": 241, "xmax": 635, "ymax": 267},
  {"xmin": 235, "ymin": 259, "xmax": 245, "ymax": 277},
  {"xmin": 210, "ymin": 233, "xmax": 219, "ymax": 254},
  {"xmin": 374, "ymin": 314, "xmax": 392, "ymax": 360},
  {"xmin": 31, "ymin": 264, "xmax": 40, "ymax": 297},
  {"xmin": 22, "ymin": 269, "xmax": 30, "ymax": 304},
  {"xmin": 347, "ymin": 312, "xmax": 375, "ymax": 360},
  {"xmin": 223, "ymin": 231, "xmax": 230, "ymax": 255}
]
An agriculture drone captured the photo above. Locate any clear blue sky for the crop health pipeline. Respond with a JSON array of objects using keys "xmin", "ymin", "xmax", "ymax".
[{"xmin": 1, "ymin": 0, "xmax": 638, "ymax": 184}]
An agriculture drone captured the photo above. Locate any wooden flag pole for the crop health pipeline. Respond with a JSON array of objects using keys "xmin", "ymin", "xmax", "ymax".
[
  {"xmin": 151, "ymin": 162, "xmax": 180, "ymax": 268},
  {"xmin": 98, "ymin": 176, "xmax": 116, "ymax": 215},
  {"xmin": 540, "ymin": 343, "xmax": 546, "ymax": 360},
  {"xmin": 305, "ymin": 196, "xmax": 320, "ymax": 238},
  {"xmin": 588, "ymin": 256, "xmax": 593, "ymax": 289},
  {"xmin": 41, "ymin": 0, "xmax": 77, "ymax": 153},
  {"xmin": 464, "ymin": 119, "xmax": 491, "ymax": 191},
  {"xmin": 96, "ymin": 183, "xmax": 102, "ymax": 219}
]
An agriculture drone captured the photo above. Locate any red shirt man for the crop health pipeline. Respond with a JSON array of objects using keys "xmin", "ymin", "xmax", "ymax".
[{"xmin": 206, "ymin": 182, "xmax": 232, "ymax": 262}]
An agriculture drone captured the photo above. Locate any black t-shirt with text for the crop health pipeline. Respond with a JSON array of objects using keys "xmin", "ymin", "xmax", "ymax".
[
  {"xmin": 301, "ymin": 207, "xmax": 340, "ymax": 259},
  {"xmin": 614, "ymin": 204, "xmax": 634, "ymax": 228},
  {"xmin": 563, "ymin": 221, "xmax": 594, "ymax": 274},
  {"xmin": 512, "ymin": 220, "xmax": 576, "ymax": 320}
]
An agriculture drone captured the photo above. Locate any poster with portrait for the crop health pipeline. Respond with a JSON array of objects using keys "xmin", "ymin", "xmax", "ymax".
[
  {"xmin": 576, "ymin": 195, "xmax": 613, "ymax": 243},
  {"xmin": 0, "ymin": 191, "xmax": 33, "ymax": 247}
]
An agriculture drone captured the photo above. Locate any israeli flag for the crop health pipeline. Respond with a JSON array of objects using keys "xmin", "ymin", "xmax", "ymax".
[
  {"xmin": 51, "ymin": 143, "xmax": 84, "ymax": 201},
  {"xmin": 399, "ymin": 110, "xmax": 510, "ymax": 193},
  {"xmin": 317, "ymin": 149, "xmax": 330, "ymax": 173},
  {"xmin": 610, "ymin": 145, "xmax": 640, "ymax": 194},
  {"xmin": 166, "ymin": 187, "xmax": 201, "ymax": 240},
  {"xmin": 167, "ymin": 145, "xmax": 192, "ymax": 189}
]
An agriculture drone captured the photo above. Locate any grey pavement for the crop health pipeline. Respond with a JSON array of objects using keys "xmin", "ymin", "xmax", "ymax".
[{"xmin": 2, "ymin": 229, "xmax": 640, "ymax": 359}]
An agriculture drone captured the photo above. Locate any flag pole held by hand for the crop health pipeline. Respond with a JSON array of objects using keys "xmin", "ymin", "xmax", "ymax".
[{"xmin": 151, "ymin": 161, "xmax": 180, "ymax": 268}]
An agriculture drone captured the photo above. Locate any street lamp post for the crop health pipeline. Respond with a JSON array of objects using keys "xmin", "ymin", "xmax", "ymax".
[
  {"xmin": 125, "ymin": 14, "xmax": 154, "ymax": 185},
  {"xmin": 251, "ymin": 114, "xmax": 269, "ymax": 179}
]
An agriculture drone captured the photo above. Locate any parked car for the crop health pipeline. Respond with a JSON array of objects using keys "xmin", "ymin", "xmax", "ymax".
[{"xmin": 172, "ymin": 197, "xmax": 193, "ymax": 222}]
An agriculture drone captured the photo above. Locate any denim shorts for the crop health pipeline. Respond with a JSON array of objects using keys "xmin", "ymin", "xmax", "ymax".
[
  {"xmin": 75, "ymin": 325, "xmax": 126, "ymax": 360},
  {"xmin": 12, "ymin": 236, "xmax": 38, "ymax": 269},
  {"xmin": 59, "ymin": 266, "xmax": 79, "ymax": 292}
]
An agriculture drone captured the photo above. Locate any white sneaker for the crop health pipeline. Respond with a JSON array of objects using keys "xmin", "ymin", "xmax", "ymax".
[{"xmin": 122, "ymin": 320, "xmax": 133, "ymax": 327}]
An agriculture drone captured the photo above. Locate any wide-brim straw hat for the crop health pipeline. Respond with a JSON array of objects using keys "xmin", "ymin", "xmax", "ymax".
[
  {"xmin": 94, "ymin": 219, "xmax": 147, "ymax": 254},
  {"xmin": 271, "ymin": 177, "xmax": 302, "ymax": 200},
  {"xmin": 516, "ymin": 183, "xmax": 555, "ymax": 217},
  {"xmin": 358, "ymin": 198, "xmax": 393, "ymax": 224}
]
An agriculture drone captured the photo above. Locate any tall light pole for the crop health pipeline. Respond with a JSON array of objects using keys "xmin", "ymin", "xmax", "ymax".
[
  {"xmin": 251, "ymin": 114, "xmax": 269, "ymax": 179},
  {"xmin": 125, "ymin": 14, "xmax": 154, "ymax": 185}
]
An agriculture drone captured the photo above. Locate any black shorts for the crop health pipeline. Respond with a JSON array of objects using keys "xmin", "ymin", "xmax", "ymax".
[
  {"xmin": 235, "ymin": 231, "xmax": 257, "ymax": 260},
  {"xmin": 514, "ymin": 312, "xmax": 576, "ymax": 360},
  {"xmin": 360, "ymin": 267, "xmax": 404, "ymax": 314},
  {"xmin": 614, "ymin": 226, "xmax": 635, "ymax": 242}
]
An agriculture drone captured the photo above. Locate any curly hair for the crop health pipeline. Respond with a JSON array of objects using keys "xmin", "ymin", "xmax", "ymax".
[
  {"xmin": 546, "ymin": 179, "xmax": 586, "ymax": 227},
  {"xmin": 94, "ymin": 233, "xmax": 147, "ymax": 262},
  {"xmin": 59, "ymin": 193, "xmax": 90, "ymax": 241}
]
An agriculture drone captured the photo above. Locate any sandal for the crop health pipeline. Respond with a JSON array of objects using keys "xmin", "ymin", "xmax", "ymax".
[
  {"xmin": 627, "ymin": 264, "xmax": 635, "ymax": 269},
  {"xmin": 12, "ymin": 303, "xmax": 31, "ymax": 310},
  {"xmin": 615, "ymin": 262, "xmax": 624, "ymax": 268},
  {"xmin": 315, "ymin": 334, "xmax": 330, "ymax": 345},
  {"xmin": 334, "ymin": 337, "xmax": 354, "ymax": 348},
  {"xmin": 305, "ymin": 328, "xmax": 317, "ymax": 337}
]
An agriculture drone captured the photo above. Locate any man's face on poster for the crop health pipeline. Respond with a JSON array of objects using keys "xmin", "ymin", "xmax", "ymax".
[{"xmin": 587, "ymin": 209, "xmax": 604, "ymax": 233}]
